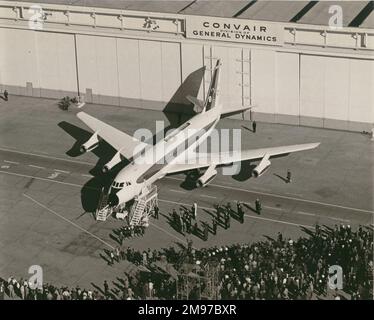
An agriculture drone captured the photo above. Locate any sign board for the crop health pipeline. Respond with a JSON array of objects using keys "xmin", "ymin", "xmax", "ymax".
[{"xmin": 186, "ymin": 16, "xmax": 284, "ymax": 46}]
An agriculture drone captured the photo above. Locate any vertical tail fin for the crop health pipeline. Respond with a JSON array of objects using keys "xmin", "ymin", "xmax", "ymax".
[{"xmin": 204, "ymin": 59, "xmax": 222, "ymax": 112}]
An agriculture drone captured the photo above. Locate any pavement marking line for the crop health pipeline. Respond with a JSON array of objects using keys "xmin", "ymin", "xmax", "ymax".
[
  {"xmin": 149, "ymin": 221, "xmax": 186, "ymax": 244},
  {"xmin": 243, "ymin": 213, "xmax": 315, "ymax": 230},
  {"xmin": 330, "ymin": 217, "xmax": 351, "ymax": 223},
  {"xmin": 169, "ymin": 189, "xmax": 186, "ymax": 194},
  {"xmin": 23, "ymin": 193, "xmax": 115, "ymax": 250},
  {"xmin": 264, "ymin": 205, "xmax": 283, "ymax": 211},
  {"xmin": 165, "ymin": 177, "xmax": 374, "ymax": 214},
  {"xmin": 284, "ymin": 192, "xmax": 304, "ymax": 197},
  {"xmin": 4, "ymin": 160, "xmax": 19, "ymax": 164},
  {"xmin": 29, "ymin": 165, "xmax": 45, "ymax": 169},
  {"xmin": 76, "ymin": 102, "xmax": 86, "ymax": 109},
  {"xmin": 0, "ymin": 147, "xmax": 96, "ymax": 166},
  {"xmin": 201, "ymin": 195, "xmax": 217, "ymax": 199},
  {"xmin": 297, "ymin": 211, "xmax": 316, "ymax": 217},
  {"xmin": 0, "ymin": 170, "xmax": 365, "ymax": 229},
  {"xmin": 0, "ymin": 170, "xmax": 83, "ymax": 188},
  {"xmin": 54, "ymin": 169, "xmax": 71, "ymax": 174},
  {"xmin": 2, "ymin": 147, "xmax": 373, "ymax": 215}
]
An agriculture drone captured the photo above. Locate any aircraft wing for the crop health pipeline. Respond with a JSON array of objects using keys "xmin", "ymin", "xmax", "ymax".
[
  {"xmin": 77, "ymin": 111, "xmax": 148, "ymax": 159},
  {"xmin": 165, "ymin": 143, "xmax": 320, "ymax": 174}
]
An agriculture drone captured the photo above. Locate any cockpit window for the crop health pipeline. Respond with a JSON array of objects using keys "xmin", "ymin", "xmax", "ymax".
[{"xmin": 112, "ymin": 181, "xmax": 130, "ymax": 188}]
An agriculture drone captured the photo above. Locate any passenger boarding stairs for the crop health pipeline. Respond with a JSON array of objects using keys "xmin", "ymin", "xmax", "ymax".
[
  {"xmin": 129, "ymin": 198, "xmax": 146, "ymax": 225},
  {"xmin": 95, "ymin": 185, "xmax": 158, "ymax": 224},
  {"xmin": 129, "ymin": 185, "xmax": 158, "ymax": 226},
  {"xmin": 95, "ymin": 188, "xmax": 113, "ymax": 221}
]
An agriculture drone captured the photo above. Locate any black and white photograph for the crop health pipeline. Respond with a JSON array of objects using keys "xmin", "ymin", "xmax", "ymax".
[{"xmin": 0, "ymin": 0, "xmax": 373, "ymax": 307}]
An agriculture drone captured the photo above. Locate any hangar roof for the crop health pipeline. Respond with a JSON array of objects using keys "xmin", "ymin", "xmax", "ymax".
[
  {"xmin": 235, "ymin": 1, "xmax": 310, "ymax": 22},
  {"xmin": 296, "ymin": 1, "xmax": 370, "ymax": 27},
  {"xmin": 361, "ymin": 7, "xmax": 374, "ymax": 28},
  {"xmin": 14, "ymin": 0, "xmax": 374, "ymax": 28}
]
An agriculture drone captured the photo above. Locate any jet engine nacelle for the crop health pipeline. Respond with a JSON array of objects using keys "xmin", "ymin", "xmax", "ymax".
[
  {"xmin": 196, "ymin": 165, "xmax": 217, "ymax": 187},
  {"xmin": 80, "ymin": 132, "xmax": 99, "ymax": 153},
  {"xmin": 102, "ymin": 152, "xmax": 122, "ymax": 173},
  {"xmin": 253, "ymin": 154, "xmax": 271, "ymax": 178}
]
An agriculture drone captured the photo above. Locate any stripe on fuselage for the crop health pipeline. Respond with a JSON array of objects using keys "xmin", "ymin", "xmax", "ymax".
[{"xmin": 136, "ymin": 120, "xmax": 216, "ymax": 183}]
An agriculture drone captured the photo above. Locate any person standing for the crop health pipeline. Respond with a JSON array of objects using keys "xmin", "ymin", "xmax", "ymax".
[
  {"xmin": 255, "ymin": 198, "xmax": 262, "ymax": 215},
  {"xmin": 179, "ymin": 208, "xmax": 184, "ymax": 233},
  {"xmin": 3, "ymin": 90, "xmax": 8, "ymax": 101},
  {"xmin": 110, "ymin": 251, "xmax": 115, "ymax": 265},
  {"xmin": 181, "ymin": 216, "xmax": 186, "ymax": 234},
  {"xmin": 115, "ymin": 247, "xmax": 121, "ymax": 262},
  {"xmin": 104, "ymin": 280, "xmax": 109, "ymax": 298},
  {"xmin": 224, "ymin": 211, "xmax": 230, "ymax": 229},
  {"xmin": 286, "ymin": 169, "xmax": 292, "ymax": 183},
  {"xmin": 192, "ymin": 202, "xmax": 197, "ymax": 220},
  {"xmin": 119, "ymin": 230, "xmax": 124, "ymax": 245},
  {"xmin": 203, "ymin": 222, "xmax": 209, "ymax": 241},
  {"xmin": 216, "ymin": 204, "xmax": 221, "ymax": 222},
  {"xmin": 226, "ymin": 202, "xmax": 232, "ymax": 215},
  {"xmin": 193, "ymin": 221, "xmax": 198, "ymax": 235},
  {"xmin": 212, "ymin": 217, "xmax": 218, "ymax": 235},
  {"xmin": 252, "ymin": 120, "xmax": 257, "ymax": 133},
  {"xmin": 187, "ymin": 238, "xmax": 193, "ymax": 254},
  {"xmin": 186, "ymin": 215, "xmax": 191, "ymax": 234},
  {"xmin": 142, "ymin": 251, "xmax": 148, "ymax": 265},
  {"xmin": 154, "ymin": 205, "xmax": 159, "ymax": 219},
  {"xmin": 237, "ymin": 202, "xmax": 244, "ymax": 224},
  {"xmin": 0, "ymin": 282, "xmax": 4, "ymax": 300}
]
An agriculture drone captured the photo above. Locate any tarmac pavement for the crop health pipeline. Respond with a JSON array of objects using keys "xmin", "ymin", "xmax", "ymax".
[{"xmin": 0, "ymin": 95, "xmax": 373, "ymax": 289}]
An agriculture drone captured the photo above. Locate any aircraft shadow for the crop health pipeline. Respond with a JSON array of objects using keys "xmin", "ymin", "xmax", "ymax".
[
  {"xmin": 273, "ymin": 173, "xmax": 288, "ymax": 183},
  {"xmin": 232, "ymin": 160, "xmax": 255, "ymax": 182},
  {"xmin": 179, "ymin": 175, "xmax": 199, "ymax": 191},
  {"xmin": 58, "ymin": 66, "xmax": 206, "ymax": 214},
  {"xmin": 163, "ymin": 66, "xmax": 205, "ymax": 128}
]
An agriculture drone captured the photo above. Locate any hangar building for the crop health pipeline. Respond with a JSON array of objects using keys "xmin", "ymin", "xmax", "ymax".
[{"xmin": 0, "ymin": 0, "xmax": 373, "ymax": 131}]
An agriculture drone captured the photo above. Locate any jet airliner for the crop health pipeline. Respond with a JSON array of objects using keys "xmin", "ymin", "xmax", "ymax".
[{"xmin": 77, "ymin": 59, "xmax": 320, "ymax": 208}]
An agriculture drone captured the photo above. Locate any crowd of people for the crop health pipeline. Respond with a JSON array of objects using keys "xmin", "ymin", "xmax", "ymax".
[
  {"xmin": 0, "ymin": 276, "xmax": 106, "ymax": 300},
  {"xmin": 168, "ymin": 202, "xmax": 246, "ymax": 242},
  {"xmin": 2, "ymin": 221, "xmax": 372, "ymax": 300}
]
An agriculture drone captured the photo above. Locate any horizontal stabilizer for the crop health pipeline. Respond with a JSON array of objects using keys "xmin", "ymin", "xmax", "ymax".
[{"xmin": 221, "ymin": 105, "xmax": 252, "ymax": 118}]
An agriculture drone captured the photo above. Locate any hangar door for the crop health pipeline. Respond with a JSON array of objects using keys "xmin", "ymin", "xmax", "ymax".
[
  {"xmin": 0, "ymin": 28, "xmax": 78, "ymax": 97},
  {"xmin": 76, "ymin": 35, "xmax": 181, "ymax": 109},
  {"xmin": 203, "ymin": 45, "xmax": 251, "ymax": 112},
  {"xmin": 300, "ymin": 55, "xmax": 374, "ymax": 129}
]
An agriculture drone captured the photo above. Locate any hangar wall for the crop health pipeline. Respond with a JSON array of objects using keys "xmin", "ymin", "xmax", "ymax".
[
  {"xmin": 75, "ymin": 35, "xmax": 182, "ymax": 109},
  {"xmin": 0, "ymin": 1, "xmax": 373, "ymax": 132},
  {"xmin": 0, "ymin": 28, "xmax": 77, "ymax": 97}
]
